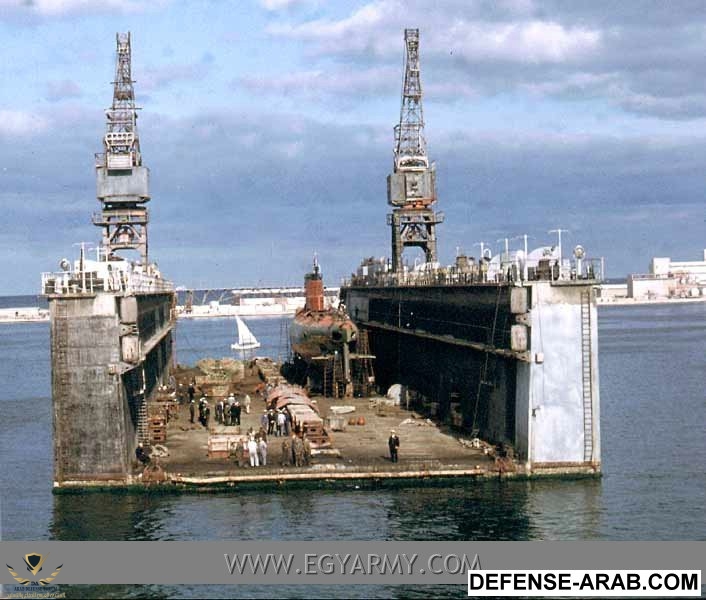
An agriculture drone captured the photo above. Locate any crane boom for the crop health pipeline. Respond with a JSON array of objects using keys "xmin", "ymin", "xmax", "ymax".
[
  {"xmin": 93, "ymin": 32, "xmax": 151, "ymax": 265},
  {"xmin": 104, "ymin": 32, "xmax": 141, "ymax": 170},
  {"xmin": 394, "ymin": 28, "xmax": 428, "ymax": 170},
  {"xmin": 387, "ymin": 29, "xmax": 443, "ymax": 272}
]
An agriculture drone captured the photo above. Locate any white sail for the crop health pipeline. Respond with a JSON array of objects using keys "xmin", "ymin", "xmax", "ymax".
[{"xmin": 231, "ymin": 315, "xmax": 261, "ymax": 351}]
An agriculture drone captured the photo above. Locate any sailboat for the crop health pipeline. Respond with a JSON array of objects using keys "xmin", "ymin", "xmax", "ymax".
[{"xmin": 231, "ymin": 315, "xmax": 261, "ymax": 351}]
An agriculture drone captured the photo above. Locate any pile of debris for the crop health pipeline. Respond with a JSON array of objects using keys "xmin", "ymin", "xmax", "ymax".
[
  {"xmin": 398, "ymin": 416, "xmax": 436, "ymax": 428},
  {"xmin": 195, "ymin": 358, "xmax": 245, "ymax": 395},
  {"xmin": 254, "ymin": 358, "xmax": 284, "ymax": 386},
  {"xmin": 458, "ymin": 437, "xmax": 495, "ymax": 454}
]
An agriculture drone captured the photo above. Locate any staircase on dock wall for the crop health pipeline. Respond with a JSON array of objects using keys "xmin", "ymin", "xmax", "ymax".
[
  {"xmin": 137, "ymin": 399, "xmax": 149, "ymax": 444},
  {"xmin": 580, "ymin": 290, "xmax": 594, "ymax": 462}
]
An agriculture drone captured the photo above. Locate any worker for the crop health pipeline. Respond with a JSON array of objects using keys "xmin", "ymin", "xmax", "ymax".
[
  {"xmin": 233, "ymin": 399, "xmax": 242, "ymax": 426},
  {"xmin": 189, "ymin": 399, "xmax": 195, "ymax": 424},
  {"xmin": 226, "ymin": 393, "xmax": 236, "ymax": 425},
  {"xmin": 230, "ymin": 402, "xmax": 238, "ymax": 427},
  {"xmin": 302, "ymin": 434, "xmax": 312, "ymax": 466},
  {"xmin": 232, "ymin": 440, "xmax": 244, "ymax": 468},
  {"xmin": 260, "ymin": 410, "xmax": 268, "ymax": 431},
  {"xmin": 135, "ymin": 442, "xmax": 150, "ymax": 466},
  {"xmin": 388, "ymin": 430, "xmax": 400, "ymax": 463},
  {"xmin": 267, "ymin": 410, "xmax": 276, "ymax": 435},
  {"xmin": 198, "ymin": 396, "xmax": 206, "ymax": 424},
  {"xmin": 281, "ymin": 437, "xmax": 291, "ymax": 467},
  {"xmin": 243, "ymin": 393, "xmax": 251, "ymax": 414},
  {"xmin": 187, "ymin": 380, "xmax": 196, "ymax": 402},
  {"xmin": 216, "ymin": 399, "xmax": 224, "ymax": 424},
  {"xmin": 292, "ymin": 435, "xmax": 304, "ymax": 467},
  {"xmin": 203, "ymin": 403, "xmax": 211, "ymax": 428},
  {"xmin": 247, "ymin": 437, "xmax": 259, "ymax": 467},
  {"xmin": 258, "ymin": 437, "xmax": 268, "ymax": 467},
  {"xmin": 276, "ymin": 410, "xmax": 285, "ymax": 437}
]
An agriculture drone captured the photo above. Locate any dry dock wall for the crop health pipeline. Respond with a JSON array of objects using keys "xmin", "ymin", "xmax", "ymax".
[
  {"xmin": 51, "ymin": 294, "xmax": 131, "ymax": 483},
  {"xmin": 50, "ymin": 292, "xmax": 174, "ymax": 486},
  {"xmin": 345, "ymin": 284, "xmax": 518, "ymax": 445},
  {"xmin": 515, "ymin": 283, "xmax": 600, "ymax": 466},
  {"xmin": 344, "ymin": 281, "xmax": 600, "ymax": 471}
]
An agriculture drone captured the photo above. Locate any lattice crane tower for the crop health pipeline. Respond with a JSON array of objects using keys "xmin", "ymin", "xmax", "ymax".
[
  {"xmin": 93, "ymin": 32, "xmax": 151, "ymax": 264},
  {"xmin": 387, "ymin": 28, "xmax": 443, "ymax": 272}
]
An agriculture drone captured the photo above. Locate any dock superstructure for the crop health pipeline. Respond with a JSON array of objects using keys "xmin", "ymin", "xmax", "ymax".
[{"xmin": 41, "ymin": 33, "xmax": 175, "ymax": 488}]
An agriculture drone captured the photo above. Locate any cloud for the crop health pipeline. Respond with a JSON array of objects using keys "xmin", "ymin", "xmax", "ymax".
[
  {"xmin": 267, "ymin": 1, "xmax": 395, "ymax": 54},
  {"xmin": 0, "ymin": 0, "xmax": 170, "ymax": 18},
  {"xmin": 260, "ymin": 0, "xmax": 706, "ymax": 119},
  {"xmin": 0, "ymin": 110, "xmax": 50, "ymax": 136},
  {"xmin": 239, "ymin": 66, "xmax": 398, "ymax": 98},
  {"xmin": 259, "ymin": 0, "xmax": 317, "ymax": 11},
  {"xmin": 140, "ymin": 61, "xmax": 212, "ymax": 92},
  {"xmin": 443, "ymin": 20, "xmax": 601, "ymax": 64},
  {"xmin": 45, "ymin": 79, "xmax": 82, "ymax": 102},
  {"xmin": 6, "ymin": 93, "xmax": 706, "ymax": 292},
  {"xmin": 267, "ymin": 1, "xmax": 600, "ymax": 62},
  {"xmin": 617, "ymin": 93, "xmax": 706, "ymax": 121}
]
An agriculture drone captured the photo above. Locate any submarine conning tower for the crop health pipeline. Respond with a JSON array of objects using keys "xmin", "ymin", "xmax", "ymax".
[
  {"xmin": 341, "ymin": 28, "xmax": 602, "ymax": 476},
  {"xmin": 41, "ymin": 33, "xmax": 176, "ymax": 489},
  {"xmin": 304, "ymin": 258, "xmax": 325, "ymax": 312}
]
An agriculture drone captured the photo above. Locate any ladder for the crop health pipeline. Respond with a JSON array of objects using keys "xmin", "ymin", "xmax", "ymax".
[
  {"xmin": 580, "ymin": 290, "xmax": 594, "ymax": 462},
  {"xmin": 470, "ymin": 285, "xmax": 503, "ymax": 435},
  {"xmin": 321, "ymin": 357, "xmax": 334, "ymax": 397},
  {"xmin": 137, "ymin": 398, "xmax": 149, "ymax": 444},
  {"xmin": 278, "ymin": 318, "xmax": 291, "ymax": 364},
  {"xmin": 332, "ymin": 352, "xmax": 345, "ymax": 398},
  {"xmin": 353, "ymin": 329, "xmax": 376, "ymax": 396}
]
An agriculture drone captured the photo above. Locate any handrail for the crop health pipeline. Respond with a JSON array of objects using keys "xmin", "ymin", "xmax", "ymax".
[
  {"xmin": 41, "ymin": 268, "xmax": 173, "ymax": 296},
  {"xmin": 344, "ymin": 257, "xmax": 604, "ymax": 288}
]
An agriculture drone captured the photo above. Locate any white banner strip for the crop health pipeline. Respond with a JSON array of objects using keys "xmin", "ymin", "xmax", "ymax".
[{"xmin": 468, "ymin": 570, "xmax": 702, "ymax": 597}]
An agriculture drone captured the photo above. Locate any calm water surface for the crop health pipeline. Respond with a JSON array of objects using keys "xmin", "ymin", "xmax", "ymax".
[{"xmin": 1, "ymin": 303, "xmax": 704, "ymax": 598}]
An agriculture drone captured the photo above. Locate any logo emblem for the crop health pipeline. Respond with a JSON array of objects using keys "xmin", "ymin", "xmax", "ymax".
[
  {"xmin": 24, "ymin": 553, "xmax": 46, "ymax": 577},
  {"xmin": 6, "ymin": 552, "xmax": 63, "ymax": 586}
]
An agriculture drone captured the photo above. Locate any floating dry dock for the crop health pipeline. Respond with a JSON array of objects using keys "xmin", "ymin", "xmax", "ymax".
[
  {"xmin": 45, "ymin": 29, "xmax": 601, "ymax": 492},
  {"xmin": 53, "ymin": 361, "xmax": 598, "ymax": 493}
]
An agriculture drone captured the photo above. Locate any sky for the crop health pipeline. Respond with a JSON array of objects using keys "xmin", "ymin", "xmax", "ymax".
[{"xmin": 2, "ymin": 0, "xmax": 706, "ymax": 293}]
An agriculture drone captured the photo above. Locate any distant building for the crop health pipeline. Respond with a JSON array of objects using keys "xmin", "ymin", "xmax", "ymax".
[
  {"xmin": 596, "ymin": 282, "xmax": 628, "ymax": 302},
  {"xmin": 627, "ymin": 250, "xmax": 706, "ymax": 299}
]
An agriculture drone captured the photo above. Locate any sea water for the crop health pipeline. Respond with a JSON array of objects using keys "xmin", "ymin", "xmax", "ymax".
[{"xmin": 1, "ymin": 302, "xmax": 704, "ymax": 598}]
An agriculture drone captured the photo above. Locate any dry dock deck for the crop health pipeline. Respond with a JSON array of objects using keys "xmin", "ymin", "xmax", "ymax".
[
  {"xmin": 51, "ymin": 363, "xmax": 599, "ymax": 492},
  {"xmin": 137, "ymin": 390, "xmax": 597, "ymax": 492},
  {"xmin": 161, "ymin": 394, "xmax": 496, "ymax": 486}
]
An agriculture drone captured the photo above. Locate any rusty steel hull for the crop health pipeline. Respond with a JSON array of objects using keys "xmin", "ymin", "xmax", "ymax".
[{"xmin": 289, "ymin": 309, "xmax": 357, "ymax": 360}]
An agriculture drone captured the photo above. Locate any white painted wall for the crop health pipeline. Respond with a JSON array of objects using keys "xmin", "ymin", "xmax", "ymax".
[{"xmin": 525, "ymin": 282, "xmax": 599, "ymax": 464}]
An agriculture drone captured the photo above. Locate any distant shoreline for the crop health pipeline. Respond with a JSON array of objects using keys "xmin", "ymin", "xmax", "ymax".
[
  {"xmin": 2, "ymin": 296, "xmax": 705, "ymax": 325},
  {"xmin": 0, "ymin": 307, "xmax": 50, "ymax": 324},
  {"xmin": 597, "ymin": 296, "xmax": 706, "ymax": 307},
  {"xmin": 0, "ymin": 306, "xmax": 297, "ymax": 325}
]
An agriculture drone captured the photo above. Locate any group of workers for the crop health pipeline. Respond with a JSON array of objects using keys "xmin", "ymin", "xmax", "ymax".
[
  {"xmin": 189, "ymin": 392, "xmax": 252, "ymax": 428},
  {"xmin": 260, "ymin": 408, "xmax": 292, "ymax": 437},
  {"xmin": 228, "ymin": 431, "xmax": 312, "ymax": 468},
  {"xmin": 157, "ymin": 378, "xmax": 404, "ymax": 470},
  {"xmin": 229, "ymin": 434, "xmax": 269, "ymax": 467}
]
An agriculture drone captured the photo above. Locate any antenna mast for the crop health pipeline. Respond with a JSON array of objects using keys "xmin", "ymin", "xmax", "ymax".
[
  {"xmin": 93, "ymin": 32, "xmax": 151, "ymax": 264},
  {"xmin": 387, "ymin": 29, "xmax": 443, "ymax": 272}
]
